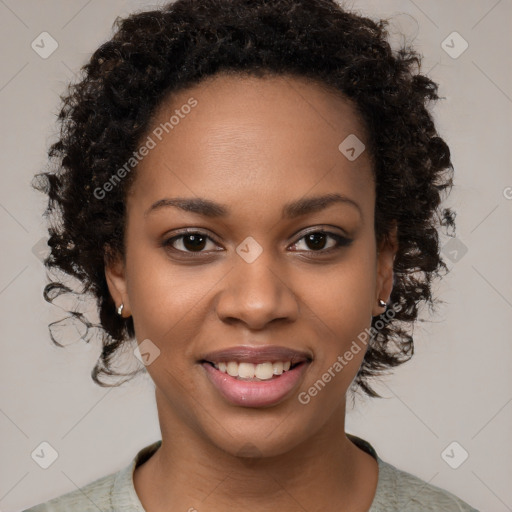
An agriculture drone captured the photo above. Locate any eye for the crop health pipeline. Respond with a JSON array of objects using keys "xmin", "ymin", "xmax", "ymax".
[
  {"xmin": 161, "ymin": 228, "xmax": 352, "ymax": 257},
  {"xmin": 162, "ymin": 231, "xmax": 221, "ymax": 254},
  {"xmin": 289, "ymin": 230, "xmax": 352, "ymax": 253}
]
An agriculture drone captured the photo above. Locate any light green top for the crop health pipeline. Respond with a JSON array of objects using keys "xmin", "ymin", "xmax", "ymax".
[{"xmin": 24, "ymin": 434, "xmax": 479, "ymax": 511}]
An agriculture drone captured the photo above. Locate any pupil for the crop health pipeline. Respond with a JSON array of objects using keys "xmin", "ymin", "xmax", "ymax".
[
  {"xmin": 306, "ymin": 233, "xmax": 326, "ymax": 250},
  {"xmin": 184, "ymin": 234, "xmax": 206, "ymax": 251}
]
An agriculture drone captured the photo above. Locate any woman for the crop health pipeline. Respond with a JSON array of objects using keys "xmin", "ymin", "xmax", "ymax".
[{"xmin": 25, "ymin": 0, "xmax": 479, "ymax": 510}]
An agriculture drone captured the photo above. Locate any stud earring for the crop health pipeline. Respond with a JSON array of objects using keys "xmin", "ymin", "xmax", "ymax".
[
  {"xmin": 117, "ymin": 303, "xmax": 124, "ymax": 316},
  {"xmin": 378, "ymin": 298, "xmax": 387, "ymax": 308}
]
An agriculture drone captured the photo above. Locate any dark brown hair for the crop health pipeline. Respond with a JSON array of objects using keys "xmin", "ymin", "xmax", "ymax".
[{"xmin": 33, "ymin": 0, "xmax": 455, "ymax": 397}]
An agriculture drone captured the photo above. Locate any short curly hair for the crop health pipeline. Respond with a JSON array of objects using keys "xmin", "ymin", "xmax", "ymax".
[{"xmin": 34, "ymin": 0, "xmax": 455, "ymax": 397}]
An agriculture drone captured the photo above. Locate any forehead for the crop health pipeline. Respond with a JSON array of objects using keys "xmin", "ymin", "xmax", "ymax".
[{"xmin": 129, "ymin": 73, "xmax": 374, "ymax": 212}]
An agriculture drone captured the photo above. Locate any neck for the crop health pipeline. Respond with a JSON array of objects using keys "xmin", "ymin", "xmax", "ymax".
[{"xmin": 133, "ymin": 390, "xmax": 378, "ymax": 512}]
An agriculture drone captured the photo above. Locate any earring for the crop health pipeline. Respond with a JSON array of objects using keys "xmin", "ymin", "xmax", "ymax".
[
  {"xmin": 378, "ymin": 298, "xmax": 387, "ymax": 308},
  {"xmin": 117, "ymin": 303, "xmax": 124, "ymax": 316}
]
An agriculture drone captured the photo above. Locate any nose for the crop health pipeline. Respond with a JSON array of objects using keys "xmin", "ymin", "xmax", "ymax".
[{"xmin": 215, "ymin": 253, "xmax": 300, "ymax": 330}]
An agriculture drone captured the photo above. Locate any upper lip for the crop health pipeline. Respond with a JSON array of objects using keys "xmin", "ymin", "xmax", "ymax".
[{"xmin": 200, "ymin": 345, "xmax": 313, "ymax": 365}]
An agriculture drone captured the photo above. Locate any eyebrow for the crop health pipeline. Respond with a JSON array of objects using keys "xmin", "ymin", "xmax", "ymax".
[{"xmin": 144, "ymin": 193, "xmax": 362, "ymax": 219}]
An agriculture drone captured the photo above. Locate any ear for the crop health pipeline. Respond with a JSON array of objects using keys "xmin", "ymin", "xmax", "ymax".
[
  {"xmin": 372, "ymin": 221, "xmax": 398, "ymax": 317},
  {"xmin": 104, "ymin": 246, "xmax": 131, "ymax": 318}
]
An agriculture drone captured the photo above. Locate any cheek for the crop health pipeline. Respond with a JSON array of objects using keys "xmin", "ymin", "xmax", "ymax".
[
  {"xmin": 124, "ymin": 237, "xmax": 232, "ymax": 368},
  {"xmin": 124, "ymin": 239, "xmax": 201, "ymax": 344},
  {"xmin": 306, "ymin": 243, "xmax": 376, "ymax": 334},
  {"xmin": 298, "ymin": 241, "xmax": 377, "ymax": 386}
]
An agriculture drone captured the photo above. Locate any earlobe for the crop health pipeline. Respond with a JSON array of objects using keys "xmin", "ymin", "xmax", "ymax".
[
  {"xmin": 373, "ymin": 222, "xmax": 398, "ymax": 316},
  {"xmin": 104, "ymin": 248, "xmax": 131, "ymax": 317}
]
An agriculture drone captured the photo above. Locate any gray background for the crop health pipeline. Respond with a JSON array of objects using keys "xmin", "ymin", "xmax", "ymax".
[{"xmin": 0, "ymin": 0, "xmax": 511, "ymax": 510}]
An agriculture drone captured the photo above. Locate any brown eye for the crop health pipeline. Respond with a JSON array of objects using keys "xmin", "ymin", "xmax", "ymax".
[
  {"xmin": 163, "ymin": 232, "xmax": 219, "ymax": 253},
  {"xmin": 181, "ymin": 234, "xmax": 207, "ymax": 251},
  {"xmin": 305, "ymin": 232, "xmax": 328, "ymax": 250},
  {"xmin": 290, "ymin": 230, "xmax": 352, "ymax": 253}
]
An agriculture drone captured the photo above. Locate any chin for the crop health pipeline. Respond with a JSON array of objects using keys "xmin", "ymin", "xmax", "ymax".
[{"xmin": 197, "ymin": 409, "xmax": 318, "ymax": 461}]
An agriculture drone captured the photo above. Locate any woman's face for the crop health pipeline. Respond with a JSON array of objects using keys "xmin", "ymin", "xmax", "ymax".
[{"xmin": 106, "ymin": 73, "xmax": 396, "ymax": 457}]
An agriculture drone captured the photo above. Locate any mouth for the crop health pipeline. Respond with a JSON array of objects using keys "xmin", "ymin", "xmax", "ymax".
[
  {"xmin": 202, "ymin": 359, "xmax": 303, "ymax": 380},
  {"xmin": 199, "ymin": 345, "xmax": 312, "ymax": 407}
]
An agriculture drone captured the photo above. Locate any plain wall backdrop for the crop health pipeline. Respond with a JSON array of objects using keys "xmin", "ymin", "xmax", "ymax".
[{"xmin": 0, "ymin": 0, "xmax": 511, "ymax": 510}]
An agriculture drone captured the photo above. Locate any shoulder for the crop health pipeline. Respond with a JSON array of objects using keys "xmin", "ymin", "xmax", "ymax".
[
  {"xmin": 372, "ymin": 457, "xmax": 480, "ymax": 512},
  {"xmin": 23, "ymin": 440, "xmax": 161, "ymax": 512},
  {"xmin": 346, "ymin": 434, "xmax": 479, "ymax": 512},
  {"xmin": 22, "ymin": 469, "xmax": 119, "ymax": 511}
]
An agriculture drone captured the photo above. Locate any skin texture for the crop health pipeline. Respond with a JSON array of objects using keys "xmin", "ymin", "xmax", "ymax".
[{"xmin": 105, "ymin": 73, "xmax": 397, "ymax": 512}]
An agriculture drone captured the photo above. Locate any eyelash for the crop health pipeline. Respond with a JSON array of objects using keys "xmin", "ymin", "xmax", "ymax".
[{"xmin": 161, "ymin": 228, "xmax": 353, "ymax": 258}]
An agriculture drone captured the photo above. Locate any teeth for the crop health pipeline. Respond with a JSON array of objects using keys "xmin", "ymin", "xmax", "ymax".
[
  {"xmin": 273, "ymin": 361, "xmax": 283, "ymax": 375},
  {"xmin": 238, "ymin": 362, "xmax": 255, "ymax": 379},
  {"xmin": 213, "ymin": 360, "xmax": 296, "ymax": 380},
  {"xmin": 226, "ymin": 361, "xmax": 238, "ymax": 377},
  {"xmin": 255, "ymin": 362, "xmax": 274, "ymax": 380}
]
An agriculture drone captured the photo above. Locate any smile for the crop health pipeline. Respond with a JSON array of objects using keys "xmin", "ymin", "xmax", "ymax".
[
  {"xmin": 210, "ymin": 360, "xmax": 293, "ymax": 380},
  {"xmin": 199, "ymin": 345, "xmax": 312, "ymax": 408}
]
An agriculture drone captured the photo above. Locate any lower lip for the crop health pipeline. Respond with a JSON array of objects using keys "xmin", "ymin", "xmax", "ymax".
[{"xmin": 202, "ymin": 362, "xmax": 309, "ymax": 408}]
